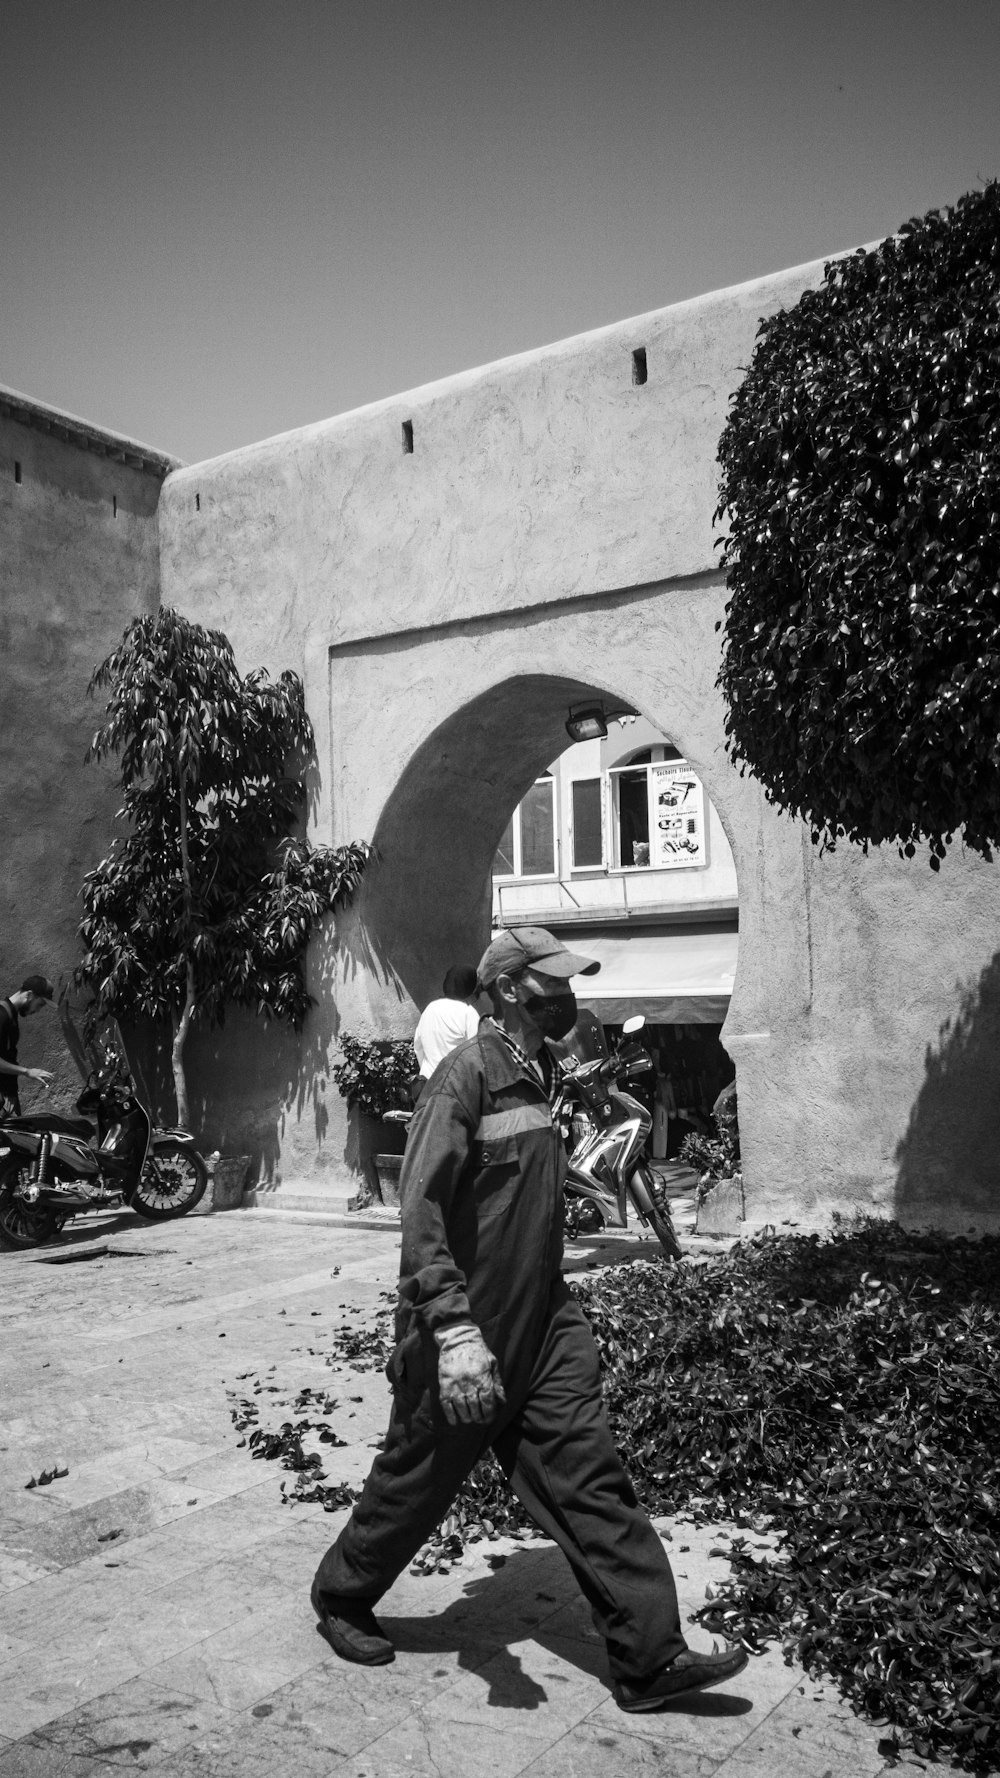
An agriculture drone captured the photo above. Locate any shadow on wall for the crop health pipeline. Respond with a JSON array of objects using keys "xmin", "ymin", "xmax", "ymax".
[
  {"xmin": 357, "ymin": 671, "xmax": 637, "ymax": 1013},
  {"xmin": 123, "ymin": 911, "xmax": 350, "ymax": 1188},
  {"xmin": 894, "ymin": 950, "xmax": 1000, "ymax": 1229}
]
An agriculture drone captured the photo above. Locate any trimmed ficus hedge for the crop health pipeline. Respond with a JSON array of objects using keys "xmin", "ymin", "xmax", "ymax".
[{"xmin": 716, "ymin": 182, "xmax": 1000, "ymax": 867}]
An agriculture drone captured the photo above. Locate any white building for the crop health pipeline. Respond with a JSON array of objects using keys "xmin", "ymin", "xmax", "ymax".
[{"xmin": 492, "ymin": 707, "xmax": 739, "ymax": 1138}]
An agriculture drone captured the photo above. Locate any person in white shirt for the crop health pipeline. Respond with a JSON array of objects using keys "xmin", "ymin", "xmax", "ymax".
[{"xmin": 413, "ymin": 967, "xmax": 481, "ymax": 1080}]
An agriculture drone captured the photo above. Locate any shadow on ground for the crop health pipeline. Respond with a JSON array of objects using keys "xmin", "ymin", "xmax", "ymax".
[{"xmin": 379, "ymin": 1544, "xmax": 755, "ymax": 1718}]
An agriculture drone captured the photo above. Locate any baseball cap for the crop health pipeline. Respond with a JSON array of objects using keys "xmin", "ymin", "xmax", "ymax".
[
  {"xmin": 20, "ymin": 975, "xmax": 54, "ymax": 1000},
  {"xmin": 477, "ymin": 926, "xmax": 600, "ymax": 988}
]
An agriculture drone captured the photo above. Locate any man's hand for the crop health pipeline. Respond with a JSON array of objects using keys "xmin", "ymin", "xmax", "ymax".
[
  {"xmin": 435, "ymin": 1325, "xmax": 506, "ymax": 1426},
  {"xmin": 24, "ymin": 1069, "xmax": 53, "ymax": 1089}
]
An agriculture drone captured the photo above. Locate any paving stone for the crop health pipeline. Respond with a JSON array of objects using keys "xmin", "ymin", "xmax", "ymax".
[
  {"xmin": 235, "ymin": 1637, "xmax": 509, "ymax": 1761},
  {"xmin": 327, "ymin": 1634, "xmax": 611, "ymax": 1778},
  {"xmin": 0, "ymin": 1736, "xmax": 108, "ymax": 1776},
  {"xmin": 140, "ymin": 1602, "xmax": 330, "ymax": 1713},
  {"xmin": 520, "ymin": 1718, "xmax": 721, "ymax": 1776},
  {"xmin": 30, "ymin": 1672, "xmax": 234, "ymax": 1769},
  {"xmin": 0, "ymin": 1551, "xmax": 64, "ymax": 1593},
  {"xmin": 136, "ymin": 1710, "xmax": 346, "ymax": 1777},
  {"xmin": 0, "ymin": 1490, "xmax": 74, "ymax": 1529},
  {"xmin": 0, "ymin": 1642, "xmax": 144, "ymax": 1740},
  {"xmin": 710, "ymin": 1679, "xmax": 891, "ymax": 1776},
  {"xmin": 586, "ymin": 1643, "xmax": 795, "ymax": 1768}
]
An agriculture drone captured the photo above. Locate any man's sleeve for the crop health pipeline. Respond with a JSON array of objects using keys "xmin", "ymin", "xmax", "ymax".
[{"xmin": 397, "ymin": 1048, "xmax": 480, "ymax": 1335}]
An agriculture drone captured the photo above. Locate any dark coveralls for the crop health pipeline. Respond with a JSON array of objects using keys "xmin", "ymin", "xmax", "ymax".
[{"xmin": 314, "ymin": 1022, "xmax": 685, "ymax": 1683}]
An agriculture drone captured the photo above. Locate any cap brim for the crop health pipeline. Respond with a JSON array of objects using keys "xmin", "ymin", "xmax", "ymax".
[{"xmin": 532, "ymin": 951, "xmax": 600, "ymax": 979}]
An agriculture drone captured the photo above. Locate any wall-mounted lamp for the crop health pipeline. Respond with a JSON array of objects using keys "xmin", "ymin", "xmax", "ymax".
[
  {"xmin": 565, "ymin": 705, "xmax": 608, "ymax": 742},
  {"xmin": 565, "ymin": 702, "xmax": 638, "ymax": 742}
]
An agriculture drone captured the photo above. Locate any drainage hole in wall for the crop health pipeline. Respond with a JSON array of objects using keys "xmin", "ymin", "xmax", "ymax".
[
  {"xmin": 632, "ymin": 348, "xmax": 647, "ymax": 386},
  {"xmin": 401, "ymin": 419, "xmax": 413, "ymax": 454}
]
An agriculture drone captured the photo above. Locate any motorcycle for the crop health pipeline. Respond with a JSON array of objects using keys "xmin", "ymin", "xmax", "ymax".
[
  {"xmin": 0, "ymin": 998, "xmax": 208, "ymax": 1250},
  {"xmin": 553, "ymin": 1015, "xmax": 682, "ymax": 1261}
]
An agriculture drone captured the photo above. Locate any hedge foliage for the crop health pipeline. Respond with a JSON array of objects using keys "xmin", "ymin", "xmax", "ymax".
[{"xmin": 716, "ymin": 182, "xmax": 1000, "ymax": 866}]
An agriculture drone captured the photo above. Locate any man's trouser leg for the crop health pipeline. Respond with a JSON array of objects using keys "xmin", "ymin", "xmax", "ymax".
[
  {"xmin": 313, "ymin": 1398, "xmax": 488, "ymax": 1602},
  {"xmin": 492, "ymin": 1288, "xmax": 686, "ymax": 1685},
  {"xmin": 315, "ymin": 1288, "xmax": 685, "ymax": 1684}
]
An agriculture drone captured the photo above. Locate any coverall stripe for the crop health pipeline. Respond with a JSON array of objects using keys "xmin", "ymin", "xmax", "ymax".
[{"xmin": 476, "ymin": 1106, "xmax": 552, "ymax": 1140}]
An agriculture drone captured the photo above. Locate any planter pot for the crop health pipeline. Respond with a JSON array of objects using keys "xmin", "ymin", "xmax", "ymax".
[
  {"xmin": 212, "ymin": 1154, "xmax": 252, "ymax": 1211},
  {"xmin": 373, "ymin": 1153, "xmax": 404, "ymax": 1209},
  {"xmin": 354, "ymin": 1109, "xmax": 407, "ymax": 1202},
  {"xmin": 695, "ymin": 1175, "xmax": 745, "ymax": 1236}
]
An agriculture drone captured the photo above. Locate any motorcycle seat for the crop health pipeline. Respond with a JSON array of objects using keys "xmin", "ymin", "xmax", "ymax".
[{"xmin": 1, "ymin": 1113, "xmax": 94, "ymax": 1138}]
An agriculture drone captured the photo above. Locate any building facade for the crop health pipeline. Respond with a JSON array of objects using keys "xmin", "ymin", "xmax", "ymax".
[
  {"xmin": 3, "ymin": 251, "xmax": 999, "ymax": 1232},
  {"xmin": 0, "ymin": 387, "xmax": 177, "ymax": 1106}
]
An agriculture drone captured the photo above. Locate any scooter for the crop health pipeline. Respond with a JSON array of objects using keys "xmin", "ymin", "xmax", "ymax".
[
  {"xmin": 385, "ymin": 1016, "xmax": 682, "ymax": 1261},
  {"xmin": 0, "ymin": 999, "xmax": 207, "ymax": 1250},
  {"xmin": 554, "ymin": 1015, "xmax": 682, "ymax": 1260}
]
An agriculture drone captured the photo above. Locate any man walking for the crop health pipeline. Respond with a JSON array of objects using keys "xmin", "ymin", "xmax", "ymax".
[
  {"xmin": 311, "ymin": 925, "xmax": 747, "ymax": 1711},
  {"xmin": 0, "ymin": 975, "xmax": 55, "ymax": 1116}
]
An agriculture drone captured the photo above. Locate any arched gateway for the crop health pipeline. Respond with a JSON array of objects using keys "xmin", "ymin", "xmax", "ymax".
[{"xmin": 157, "ymin": 258, "xmax": 1000, "ymax": 1232}]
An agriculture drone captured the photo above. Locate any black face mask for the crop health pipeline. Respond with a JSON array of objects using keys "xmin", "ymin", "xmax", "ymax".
[{"xmin": 520, "ymin": 990, "xmax": 578, "ymax": 1042}]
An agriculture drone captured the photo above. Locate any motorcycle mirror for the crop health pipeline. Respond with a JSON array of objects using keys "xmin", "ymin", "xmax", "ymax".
[{"xmin": 621, "ymin": 1014, "xmax": 646, "ymax": 1036}]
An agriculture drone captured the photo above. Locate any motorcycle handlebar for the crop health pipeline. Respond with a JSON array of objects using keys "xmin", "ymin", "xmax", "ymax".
[{"xmin": 558, "ymin": 1047, "xmax": 652, "ymax": 1088}]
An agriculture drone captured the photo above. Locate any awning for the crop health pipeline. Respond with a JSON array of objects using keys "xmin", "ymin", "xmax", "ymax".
[{"xmin": 576, "ymin": 928, "xmax": 738, "ymax": 1025}]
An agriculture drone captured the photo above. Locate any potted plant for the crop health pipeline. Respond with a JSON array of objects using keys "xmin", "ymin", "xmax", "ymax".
[
  {"xmin": 680, "ymin": 1089, "xmax": 743, "ymax": 1235},
  {"xmin": 332, "ymin": 1033, "xmax": 418, "ymax": 1206}
]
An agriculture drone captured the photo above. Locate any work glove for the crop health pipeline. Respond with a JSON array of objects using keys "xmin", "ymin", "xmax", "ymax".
[{"xmin": 434, "ymin": 1324, "xmax": 506, "ymax": 1426}]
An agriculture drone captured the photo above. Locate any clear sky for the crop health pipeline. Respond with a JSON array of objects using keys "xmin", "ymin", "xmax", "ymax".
[{"xmin": 4, "ymin": 0, "xmax": 998, "ymax": 465}]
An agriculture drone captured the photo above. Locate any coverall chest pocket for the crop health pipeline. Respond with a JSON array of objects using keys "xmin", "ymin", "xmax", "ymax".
[{"xmin": 476, "ymin": 1134, "xmax": 521, "ymax": 1220}]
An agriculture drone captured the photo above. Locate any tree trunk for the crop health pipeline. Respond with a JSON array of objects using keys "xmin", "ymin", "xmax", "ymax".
[
  {"xmin": 170, "ymin": 962, "xmax": 196, "ymax": 1128},
  {"xmin": 172, "ymin": 765, "xmax": 196, "ymax": 1129}
]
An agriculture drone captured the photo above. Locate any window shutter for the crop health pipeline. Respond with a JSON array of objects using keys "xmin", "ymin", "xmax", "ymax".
[{"xmin": 571, "ymin": 778, "xmax": 603, "ymax": 867}]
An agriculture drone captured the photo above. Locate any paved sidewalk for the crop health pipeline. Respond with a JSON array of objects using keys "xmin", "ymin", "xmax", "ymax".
[{"xmin": 1, "ymin": 1212, "xmax": 911, "ymax": 1776}]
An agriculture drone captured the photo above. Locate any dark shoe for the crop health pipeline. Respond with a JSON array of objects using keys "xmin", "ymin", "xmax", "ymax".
[
  {"xmin": 614, "ymin": 1643, "xmax": 748, "ymax": 1711},
  {"xmin": 310, "ymin": 1578, "xmax": 395, "ymax": 1665}
]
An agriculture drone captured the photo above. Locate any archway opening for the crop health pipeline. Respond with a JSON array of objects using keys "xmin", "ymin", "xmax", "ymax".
[{"xmin": 358, "ymin": 672, "xmax": 739, "ymax": 1162}]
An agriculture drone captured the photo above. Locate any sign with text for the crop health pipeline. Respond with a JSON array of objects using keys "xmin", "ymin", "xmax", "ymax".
[{"xmin": 650, "ymin": 762, "xmax": 706, "ymax": 868}]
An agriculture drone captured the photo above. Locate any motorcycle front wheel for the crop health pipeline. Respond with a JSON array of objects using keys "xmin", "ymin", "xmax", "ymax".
[
  {"xmin": 0, "ymin": 1156, "xmax": 64, "ymax": 1249},
  {"xmin": 130, "ymin": 1143, "xmax": 208, "ymax": 1220},
  {"xmin": 636, "ymin": 1169, "xmax": 683, "ymax": 1262}
]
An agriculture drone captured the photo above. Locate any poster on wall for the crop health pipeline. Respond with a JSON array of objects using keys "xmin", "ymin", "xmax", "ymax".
[{"xmin": 650, "ymin": 761, "xmax": 706, "ymax": 868}]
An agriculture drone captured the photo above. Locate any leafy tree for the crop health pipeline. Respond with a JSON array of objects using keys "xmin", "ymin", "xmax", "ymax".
[
  {"xmin": 79, "ymin": 608, "xmax": 369, "ymax": 1126},
  {"xmin": 716, "ymin": 182, "xmax": 1000, "ymax": 868}
]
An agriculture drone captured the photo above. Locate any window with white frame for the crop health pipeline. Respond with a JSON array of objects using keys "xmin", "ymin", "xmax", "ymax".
[
  {"xmin": 492, "ymin": 773, "xmax": 558, "ymax": 878},
  {"xmin": 608, "ymin": 756, "xmax": 707, "ymax": 870}
]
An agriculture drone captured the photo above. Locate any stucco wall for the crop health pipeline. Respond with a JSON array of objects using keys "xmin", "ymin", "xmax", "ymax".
[
  {"xmin": 157, "ymin": 261, "xmax": 1000, "ymax": 1230},
  {"xmin": 0, "ymin": 403, "xmax": 170, "ymax": 1106}
]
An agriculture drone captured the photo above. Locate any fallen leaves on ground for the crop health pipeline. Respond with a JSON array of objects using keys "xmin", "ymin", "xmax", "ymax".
[{"xmin": 577, "ymin": 1218, "xmax": 1000, "ymax": 1774}]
